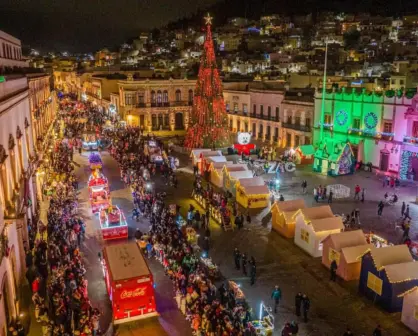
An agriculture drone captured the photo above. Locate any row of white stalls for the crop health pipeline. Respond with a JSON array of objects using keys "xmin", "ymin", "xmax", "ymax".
[{"xmin": 191, "ymin": 149, "xmax": 270, "ymax": 209}]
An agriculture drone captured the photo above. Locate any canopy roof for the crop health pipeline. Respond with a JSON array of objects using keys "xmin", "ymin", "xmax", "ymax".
[
  {"xmin": 206, "ymin": 156, "xmax": 227, "ymax": 163},
  {"xmin": 300, "ymin": 205, "xmax": 334, "ymax": 222},
  {"xmin": 227, "ymin": 170, "xmax": 253, "ymax": 180},
  {"xmin": 190, "ymin": 149, "xmax": 211, "ymax": 160},
  {"xmin": 326, "ymin": 230, "xmax": 367, "ymax": 251},
  {"xmin": 273, "ymin": 199, "xmax": 306, "ymax": 213},
  {"xmin": 366, "ymin": 245, "xmax": 413, "ymax": 270},
  {"xmin": 201, "ymin": 150, "xmax": 223, "ymax": 158},
  {"xmin": 342, "ymin": 244, "xmax": 373, "ymax": 264},
  {"xmin": 104, "ymin": 242, "xmax": 150, "ymax": 282},
  {"xmin": 314, "ymin": 139, "xmax": 353, "ymax": 162},
  {"xmin": 238, "ymin": 177, "xmax": 265, "ymax": 188},
  {"xmin": 297, "ymin": 144, "xmax": 315, "ymax": 156},
  {"xmin": 310, "ymin": 217, "xmax": 344, "ymax": 233},
  {"xmin": 242, "ymin": 184, "xmax": 270, "ymax": 195},
  {"xmin": 223, "ymin": 164, "xmax": 249, "ymax": 173},
  {"xmin": 385, "ymin": 262, "xmax": 418, "ymax": 283}
]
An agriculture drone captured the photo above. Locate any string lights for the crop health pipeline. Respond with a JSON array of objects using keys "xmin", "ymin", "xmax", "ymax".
[{"xmin": 184, "ymin": 14, "xmax": 229, "ymax": 150}]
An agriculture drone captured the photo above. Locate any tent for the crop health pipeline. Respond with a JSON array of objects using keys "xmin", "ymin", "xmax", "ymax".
[
  {"xmin": 313, "ymin": 139, "xmax": 355, "ymax": 176},
  {"xmin": 208, "ymin": 161, "xmax": 235, "ymax": 188},
  {"xmin": 321, "ymin": 230, "xmax": 371, "ymax": 281},
  {"xmin": 190, "ymin": 149, "xmax": 212, "ymax": 166},
  {"xmin": 294, "ymin": 206, "xmax": 344, "ymax": 257},
  {"xmin": 200, "ymin": 151, "xmax": 224, "ymax": 175},
  {"xmin": 400, "ymin": 287, "xmax": 418, "ymax": 333},
  {"xmin": 271, "ymin": 199, "xmax": 306, "ymax": 238},
  {"xmin": 236, "ymin": 184, "xmax": 270, "ymax": 209},
  {"xmin": 359, "ymin": 245, "xmax": 418, "ymax": 312},
  {"xmin": 295, "ymin": 145, "xmax": 315, "ymax": 164},
  {"xmin": 222, "ymin": 166, "xmax": 253, "ymax": 196}
]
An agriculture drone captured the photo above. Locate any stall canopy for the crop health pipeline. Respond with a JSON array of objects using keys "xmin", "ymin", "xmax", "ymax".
[
  {"xmin": 359, "ymin": 245, "xmax": 417, "ymax": 312},
  {"xmin": 322, "ymin": 230, "xmax": 371, "ymax": 281},
  {"xmin": 190, "ymin": 149, "xmax": 212, "ymax": 165},
  {"xmin": 297, "ymin": 205, "xmax": 334, "ymax": 222},
  {"xmin": 238, "ymin": 177, "xmax": 265, "ymax": 188},
  {"xmin": 295, "ymin": 145, "xmax": 315, "ymax": 164},
  {"xmin": 271, "ymin": 199, "xmax": 306, "ymax": 238}
]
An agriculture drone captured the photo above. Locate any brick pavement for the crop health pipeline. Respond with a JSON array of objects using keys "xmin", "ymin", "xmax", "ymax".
[{"xmin": 161, "ymin": 153, "xmax": 416, "ymax": 336}]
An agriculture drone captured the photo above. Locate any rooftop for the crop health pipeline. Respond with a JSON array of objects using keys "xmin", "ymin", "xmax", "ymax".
[
  {"xmin": 367, "ymin": 245, "xmax": 413, "ymax": 270},
  {"xmin": 104, "ymin": 242, "xmax": 150, "ymax": 281},
  {"xmin": 326, "ymin": 230, "xmax": 367, "ymax": 251}
]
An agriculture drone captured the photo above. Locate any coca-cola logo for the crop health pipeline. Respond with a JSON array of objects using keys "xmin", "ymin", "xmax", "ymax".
[{"xmin": 120, "ymin": 287, "xmax": 146, "ymax": 299}]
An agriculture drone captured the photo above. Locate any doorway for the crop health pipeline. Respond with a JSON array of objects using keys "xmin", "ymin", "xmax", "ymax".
[
  {"xmin": 175, "ymin": 113, "xmax": 183, "ymax": 130},
  {"xmin": 379, "ymin": 150, "xmax": 390, "ymax": 172}
]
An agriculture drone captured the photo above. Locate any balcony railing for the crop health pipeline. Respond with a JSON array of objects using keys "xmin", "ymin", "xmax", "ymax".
[
  {"xmin": 282, "ymin": 123, "xmax": 311, "ymax": 132},
  {"xmin": 151, "ymin": 102, "xmax": 170, "ymax": 107},
  {"xmin": 171, "ymin": 101, "xmax": 192, "ymax": 107},
  {"xmin": 136, "ymin": 103, "xmax": 146, "ymax": 108}
]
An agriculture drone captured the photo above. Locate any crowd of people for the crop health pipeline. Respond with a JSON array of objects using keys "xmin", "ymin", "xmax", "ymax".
[
  {"xmin": 104, "ymin": 128, "xmax": 261, "ymax": 335},
  {"xmin": 26, "ymin": 108, "xmax": 101, "ymax": 336}
]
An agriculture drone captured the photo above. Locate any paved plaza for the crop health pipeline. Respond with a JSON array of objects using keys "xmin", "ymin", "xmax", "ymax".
[{"xmin": 27, "ymin": 149, "xmax": 418, "ymax": 336}]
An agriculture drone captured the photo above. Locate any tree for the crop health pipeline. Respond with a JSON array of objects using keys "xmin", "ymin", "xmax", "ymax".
[
  {"xmin": 184, "ymin": 14, "xmax": 230, "ymax": 149},
  {"xmin": 343, "ymin": 30, "xmax": 361, "ymax": 50}
]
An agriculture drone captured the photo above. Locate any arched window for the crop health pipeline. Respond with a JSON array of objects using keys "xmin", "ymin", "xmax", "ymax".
[
  {"xmin": 157, "ymin": 90, "xmax": 162, "ymax": 104},
  {"xmin": 188, "ymin": 89, "xmax": 193, "ymax": 104},
  {"xmin": 163, "ymin": 90, "xmax": 168, "ymax": 103},
  {"xmin": 151, "ymin": 90, "xmax": 156, "ymax": 104},
  {"xmin": 175, "ymin": 89, "xmax": 181, "ymax": 102}
]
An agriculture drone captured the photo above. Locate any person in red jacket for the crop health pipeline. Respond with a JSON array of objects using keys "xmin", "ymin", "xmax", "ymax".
[
  {"xmin": 354, "ymin": 184, "xmax": 361, "ymax": 200},
  {"xmin": 31, "ymin": 276, "xmax": 40, "ymax": 293}
]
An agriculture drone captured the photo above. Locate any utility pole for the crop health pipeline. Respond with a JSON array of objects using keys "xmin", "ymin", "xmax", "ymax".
[{"xmin": 319, "ymin": 40, "xmax": 328, "ymax": 142}]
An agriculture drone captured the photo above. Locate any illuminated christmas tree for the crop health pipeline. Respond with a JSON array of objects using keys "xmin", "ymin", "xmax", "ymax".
[{"xmin": 184, "ymin": 14, "xmax": 229, "ymax": 149}]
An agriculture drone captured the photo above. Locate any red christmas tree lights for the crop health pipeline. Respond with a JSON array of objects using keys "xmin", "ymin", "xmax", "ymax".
[{"xmin": 184, "ymin": 14, "xmax": 230, "ymax": 150}]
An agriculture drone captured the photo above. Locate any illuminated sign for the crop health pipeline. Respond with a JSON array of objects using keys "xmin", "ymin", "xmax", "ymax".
[{"xmin": 120, "ymin": 287, "xmax": 146, "ymax": 299}]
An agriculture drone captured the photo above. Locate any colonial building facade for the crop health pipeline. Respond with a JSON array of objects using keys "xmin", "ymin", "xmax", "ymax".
[
  {"xmin": 224, "ymin": 87, "xmax": 283, "ymax": 145},
  {"xmin": 281, "ymin": 89, "xmax": 314, "ymax": 147},
  {"xmin": 118, "ymin": 77, "xmax": 195, "ymax": 131},
  {"xmin": 313, "ymin": 88, "xmax": 418, "ymax": 178},
  {"xmin": 0, "ymin": 76, "xmax": 39, "ymax": 334}
]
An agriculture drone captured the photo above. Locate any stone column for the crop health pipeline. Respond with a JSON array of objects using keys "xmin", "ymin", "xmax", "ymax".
[{"xmin": 169, "ymin": 111, "xmax": 175, "ymax": 131}]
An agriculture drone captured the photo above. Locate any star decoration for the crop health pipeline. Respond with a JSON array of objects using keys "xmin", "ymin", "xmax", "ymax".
[{"xmin": 204, "ymin": 13, "xmax": 213, "ymax": 26}]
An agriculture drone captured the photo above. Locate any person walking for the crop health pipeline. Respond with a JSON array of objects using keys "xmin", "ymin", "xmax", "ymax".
[
  {"xmin": 271, "ymin": 285, "xmax": 282, "ymax": 313},
  {"xmin": 246, "ymin": 212, "xmax": 251, "ymax": 225},
  {"xmin": 330, "ymin": 259, "xmax": 338, "ymax": 281},
  {"xmin": 401, "ymin": 201, "xmax": 406, "ymax": 217},
  {"xmin": 404, "ymin": 204, "xmax": 410, "ymax": 220},
  {"xmin": 301, "ymin": 180, "xmax": 307, "ymax": 194},
  {"xmin": 234, "ymin": 248, "xmax": 241, "ymax": 270},
  {"xmin": 295, "ymin": 292, "xmax": 303, "ymax": 317},
  {"xmin": 372, "ymin": 325, "xmax": 383, "ymax": 336},
  {"xmin": 302, "ymin": 294, "xmax": 310, "ymax": 322},
  {"xmin": 354, "ymin": 184, "xmax": 361, "ymax": 200},
  {"xmin": 377, "ymin": 201, "xmax": 384, "ymax": 216},
  {"xmin": 328, "ymin": 190, "xmax": 333, "ymax": 204},
  {"xmin": 241, "ymin": 253, "xmax": 247, "ymax": 276},
  {"xmin": 361, "ymin": 188, "xmax": 365, "ymax": 202}
]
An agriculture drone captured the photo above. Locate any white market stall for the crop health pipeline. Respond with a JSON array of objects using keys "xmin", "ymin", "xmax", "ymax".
[{"xmin": 294, "ymin": 206, "xmax": 344, "ymax": 257}]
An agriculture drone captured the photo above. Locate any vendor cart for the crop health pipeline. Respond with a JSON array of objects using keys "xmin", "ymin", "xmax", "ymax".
[
  {"xmin": 102, "ymin": 242, "xmax": 158, "ymax": 324},
  {"xmin": 99, "ymin": 205, "xmax": 128, "ymax": 240}
]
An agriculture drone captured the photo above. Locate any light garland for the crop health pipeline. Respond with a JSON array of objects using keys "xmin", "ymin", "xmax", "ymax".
[
  {"xmin": 364, "ymin": 112, "xmax": 378, "ymax": 129},
  {"xmin": 399, "ymin": 150, "xmax": 413, "ymax": 180},
  {"xmin": 335, "ymin": 110, "xmax": 348, "ymax": 126}
]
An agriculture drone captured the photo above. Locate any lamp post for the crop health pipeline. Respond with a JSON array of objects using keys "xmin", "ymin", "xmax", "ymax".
[{"xmin": 319, "ymin": 40, "xmax": 328, "ymax": 142}]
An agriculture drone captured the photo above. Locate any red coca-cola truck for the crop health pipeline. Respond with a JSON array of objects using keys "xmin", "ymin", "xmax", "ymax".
[{"xmin": 102, "ymin": 242, "xmax": 158, "ymax": 324}]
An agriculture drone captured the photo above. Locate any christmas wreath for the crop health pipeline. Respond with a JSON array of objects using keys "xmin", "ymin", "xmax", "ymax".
[
  {"xmin": 335, "ymin": 110, "xmax": 348, "ymax": 126},
  {"xmin": 385, "ymin": 90, "xmax": 395, "ymax": 98},
  {"xmin": 364, "ymin": 112, "xmax": 378, "ymax": 129}
]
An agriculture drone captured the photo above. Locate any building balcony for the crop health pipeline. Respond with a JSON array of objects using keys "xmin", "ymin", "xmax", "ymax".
[
  {"xmin": 228, "ymin": 110, "xmax": 249, "ymax": 117},
  {"xmin": 282, "ymin": 123, "xmax": 311, "ymax": 132},
  {"xmin": 273, "ymin": 136, "xmax": 279, "ymax": 142},
  {"xmin": 136, "ymin": 103, "xmax": 146, "ymax": 108},
  {"xmin": 171, "ymin": 101, "xmax": 192, "ymax": 107},
  {"xmin": 151, "ymin": 102, "xmax": 170, "ymax": 107}
]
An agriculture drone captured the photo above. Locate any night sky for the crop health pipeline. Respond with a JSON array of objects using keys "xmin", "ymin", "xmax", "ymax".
[{"xmin": 0, "ymin": 0, "xmax": 219, "ymax": 53}]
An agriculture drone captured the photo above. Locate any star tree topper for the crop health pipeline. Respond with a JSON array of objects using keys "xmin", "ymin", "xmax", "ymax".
[{"xmin": 204, "ymin": 13, "xmax": 213, "ymax": 26}]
